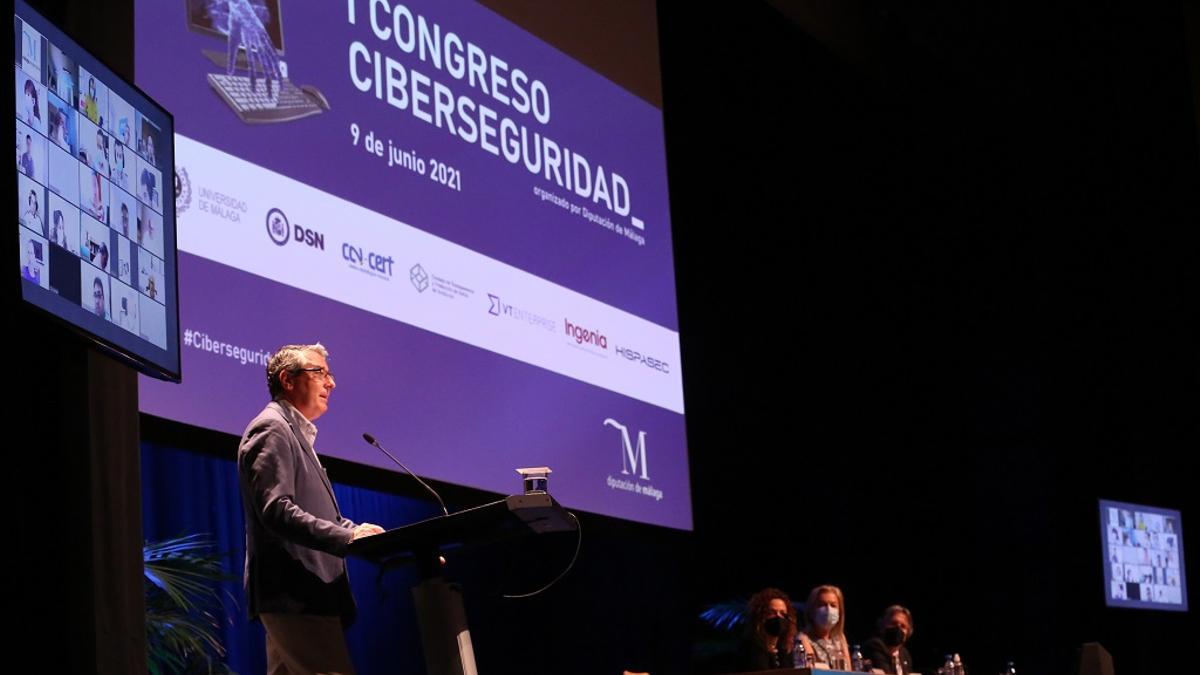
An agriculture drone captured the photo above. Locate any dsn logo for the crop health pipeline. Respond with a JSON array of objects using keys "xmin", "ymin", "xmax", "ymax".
[
  {"xmin": 266, "ymin": 208, "xmax": 326, "ymax": 250},
  {"xmin": 604, "ymin": 418, "xmax": 648, "ymax": 480}
]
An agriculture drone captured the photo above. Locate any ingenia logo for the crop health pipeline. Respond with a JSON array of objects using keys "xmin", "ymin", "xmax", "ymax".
[{"xmin": 564, "ymin": 318, "xmax": 606, "ymax": 349}]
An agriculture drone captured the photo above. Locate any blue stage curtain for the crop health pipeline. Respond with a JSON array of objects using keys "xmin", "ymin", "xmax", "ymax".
[{"xmin": 141, "ymin": 442, "xmax": 442, "ymax": 674}]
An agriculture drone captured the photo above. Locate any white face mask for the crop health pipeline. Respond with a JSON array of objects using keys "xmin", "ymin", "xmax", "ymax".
[{"xmin": 815, "ymin": 606, "xmax": 840, "ymax": 628}]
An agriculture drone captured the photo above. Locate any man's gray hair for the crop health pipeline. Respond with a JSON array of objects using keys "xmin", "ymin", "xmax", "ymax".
[{"xmin": 266, "ymin": 343, "xmax": 328, "ymax": 398}]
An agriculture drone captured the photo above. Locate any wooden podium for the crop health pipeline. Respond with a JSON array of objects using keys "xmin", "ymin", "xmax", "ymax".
[{"xmin": 348, "ymin": 493, "xmax": 577, "ymax": 675}]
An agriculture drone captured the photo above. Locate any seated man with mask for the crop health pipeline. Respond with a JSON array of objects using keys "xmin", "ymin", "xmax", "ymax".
[{"xmin": 862, "ymin": 605, "xmax": 916, "ymax": 674}]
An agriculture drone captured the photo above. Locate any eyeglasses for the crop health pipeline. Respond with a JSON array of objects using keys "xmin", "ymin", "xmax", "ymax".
[{"xmin": 296, "ymin": 366, "xmax": 335, "ymax": 382}]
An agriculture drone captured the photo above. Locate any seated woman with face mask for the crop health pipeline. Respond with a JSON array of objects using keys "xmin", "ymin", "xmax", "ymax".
[
  {"xmin": 862, "ymin": 605, "xmax": 915, "ymax": 674},
  {"xmin": 801, "ymin": 584, "xmax": 853, "ymax": 670},
  {"xmin": 739, "ymin": 587, "xmax": 800, "ymax": 670}
]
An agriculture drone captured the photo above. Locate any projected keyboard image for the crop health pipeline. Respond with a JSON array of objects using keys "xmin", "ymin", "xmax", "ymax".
[{"xmin": 206, "ymin": 73, "xmax": 327, "ymax": 124}]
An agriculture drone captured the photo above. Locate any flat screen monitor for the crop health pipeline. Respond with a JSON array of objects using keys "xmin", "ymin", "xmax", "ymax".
[
  {"xmin": 13, "ymin": 0, "xmax": 179, "ymax": 380},
  {"xmin": 1099, "ymin": 499, "xmax": 1187, "ymax": 611}
]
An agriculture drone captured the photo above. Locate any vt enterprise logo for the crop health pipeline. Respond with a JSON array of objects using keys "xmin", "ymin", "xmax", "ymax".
[
  {"xmin": 487, "ymin": 294, "xmax": 556, "ymax": 332},
  {"xmin": 341, "ymin": 242, "xmax": 395, "ymax": 279},
  {"xmin": 266, "ymin": 208, "xmax": 326, "ymax": 250},
  {"xmin": 603, "ymin": 418, "xmax": 663, "ymax": 501}
]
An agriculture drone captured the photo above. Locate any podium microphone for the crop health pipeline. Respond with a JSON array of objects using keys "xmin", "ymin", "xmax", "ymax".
[{"xmin": 362, "ymin": 433, "xmax": 449, "ymax": 516}]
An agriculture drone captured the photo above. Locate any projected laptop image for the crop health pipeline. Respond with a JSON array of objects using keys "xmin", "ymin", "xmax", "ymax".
[{"xmin": 185, "ymin": 0, "xmax": 329, "ymax": 124}]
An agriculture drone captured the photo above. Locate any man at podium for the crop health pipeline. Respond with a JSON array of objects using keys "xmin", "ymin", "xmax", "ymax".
[{"xmin": 237, "ymin": 342, "xmax": 384, "ymax": 674}]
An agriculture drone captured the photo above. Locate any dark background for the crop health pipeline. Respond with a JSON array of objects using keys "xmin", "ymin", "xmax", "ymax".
[
  {"xmin": 663, "ymin": 2, "xmax": 1195, "ymax": 675},
  {"xmin": 11, "ymin": 1, "xmax": 1194, "ymax": 674}
]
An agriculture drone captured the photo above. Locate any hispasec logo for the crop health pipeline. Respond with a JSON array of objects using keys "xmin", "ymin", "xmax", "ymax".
[{"xmin": 615, "ymin": 344, "xmax": 670, "ymax": 374}]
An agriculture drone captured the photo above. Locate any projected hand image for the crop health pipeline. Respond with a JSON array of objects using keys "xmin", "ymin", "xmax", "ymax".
[{"xmin": 221, "ymin": 0, "xmax": 280, "ymax": 96}]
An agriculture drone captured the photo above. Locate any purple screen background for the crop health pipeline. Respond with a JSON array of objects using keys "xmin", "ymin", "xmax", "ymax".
[{"xmin": 135, "ymin": 0, "xmax": 690, "ymax": 529}]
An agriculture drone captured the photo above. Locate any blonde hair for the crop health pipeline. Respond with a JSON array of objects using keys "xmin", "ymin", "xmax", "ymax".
[{"xmin": 804, "ymin": 584, "xmax": 847, "ymax": 639}]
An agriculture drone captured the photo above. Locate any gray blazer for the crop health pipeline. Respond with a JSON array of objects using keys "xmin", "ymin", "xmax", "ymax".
[{"xmin": 238, "ymin": 400, "xmax": 357, "ymax": 623}]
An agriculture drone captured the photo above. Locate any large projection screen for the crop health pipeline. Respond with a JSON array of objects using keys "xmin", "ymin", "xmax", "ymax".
[{"xmin": 135, "ymin": 0, "xmax": 690, "ymax": 530}]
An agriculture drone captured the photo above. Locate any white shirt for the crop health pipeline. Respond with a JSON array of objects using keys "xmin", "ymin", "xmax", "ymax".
[{"xmin": 278, "ymin": 399, "xmax": 321, "ymax": 464}]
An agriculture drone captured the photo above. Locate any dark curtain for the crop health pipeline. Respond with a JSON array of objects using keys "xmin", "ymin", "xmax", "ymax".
[{"xmin": 141, "ymin": 442, "xmax": 441, "ymax": 674}]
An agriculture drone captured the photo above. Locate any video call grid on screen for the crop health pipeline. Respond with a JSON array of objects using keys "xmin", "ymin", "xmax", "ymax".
[
  {"xmin": 15, "ymin": 1, "xmax": 176, "ymax": 376},
  {"xmin": 1099, "ymin": 499, "xmax": 1188, "ymax": 611}
]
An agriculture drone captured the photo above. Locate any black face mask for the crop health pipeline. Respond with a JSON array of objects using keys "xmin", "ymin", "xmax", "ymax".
[
  {"xmin": 883, "ymin": 626, "xmax": 906, "ymax": 647},
  {"xmin": 764, "ymin": 616, "xmax": 787, "ymax": 637}
]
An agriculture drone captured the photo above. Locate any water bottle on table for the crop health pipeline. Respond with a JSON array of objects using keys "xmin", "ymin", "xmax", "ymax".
[{"xmin": 793, "ymin": 633, "xmax": 808, "ymax": 669}]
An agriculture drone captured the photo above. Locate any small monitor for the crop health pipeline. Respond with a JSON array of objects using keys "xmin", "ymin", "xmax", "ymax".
[{"xmin": 1098, "ymin": 499, "xmax": 1187, "ymax": 611}]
